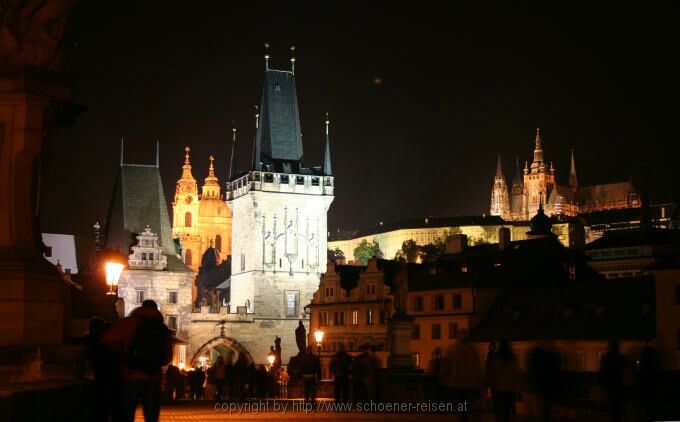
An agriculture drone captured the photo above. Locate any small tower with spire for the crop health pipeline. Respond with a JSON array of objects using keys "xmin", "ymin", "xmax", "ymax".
[
  {"xmin": 202, "ymin": 155, "xmax": 221, "ymax": 199},
  {"xmin": 172, "ymin": 146, "xmax": 201, "ymax": 269},
  {"xmin": 489, "ymin": 154, "xmax": 510, "ymax": 219},
  {"xmin": 569, "ymin": 149, "xmax": 578, "ymax": 191},
  {"xmin": 522, "ymin": 128, "xmax": 555, "ymax": 219},
  {"xmin": 323, "ymin": 113, "xmax": 332, "ymax": 176}
]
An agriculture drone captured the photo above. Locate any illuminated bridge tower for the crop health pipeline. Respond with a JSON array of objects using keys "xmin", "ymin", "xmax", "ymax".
[{"xmin": 226, "ymin": 49, "xmax": 334, "ymax": 364}]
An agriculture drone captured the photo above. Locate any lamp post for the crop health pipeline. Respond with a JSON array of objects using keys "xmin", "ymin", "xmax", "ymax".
[
  {"xmin": 104, "ymin": 248, "xmax": 127, "ymax": 296},
  {"xmin": 314, "ymin": 330, "xmax": 324, "ymax": 356},
  {"xmin": 267, "ymin": 351, "xmax": 276, "ymax": 371}
]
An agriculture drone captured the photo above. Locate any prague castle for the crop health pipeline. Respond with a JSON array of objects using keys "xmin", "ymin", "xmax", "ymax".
[{"xmin": 490, "ymin": 128, "xmax": 640, "ymax": 220}]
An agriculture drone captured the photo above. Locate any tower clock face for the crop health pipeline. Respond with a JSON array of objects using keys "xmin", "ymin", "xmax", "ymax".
[{"xmin": 185, "ymin": 196, "xmax": 193, "ymax": 204}]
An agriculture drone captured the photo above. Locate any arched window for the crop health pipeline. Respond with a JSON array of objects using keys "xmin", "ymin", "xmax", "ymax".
[
  {"xmin": 185, "ymin": 249, "xmax": 192, "ymax": 266},
  {"xmin": 215, "ymin": 235, "xmax": 222, "ymax": 252},
  {"xmin": 185, "ymin": 212, "xmax": 192, "ymax": 227}
]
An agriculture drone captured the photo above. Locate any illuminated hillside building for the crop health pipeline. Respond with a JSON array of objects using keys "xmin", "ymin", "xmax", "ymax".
[{"xmin": 490, "ymin": 128, "xmax": 640, "ymax": 220}]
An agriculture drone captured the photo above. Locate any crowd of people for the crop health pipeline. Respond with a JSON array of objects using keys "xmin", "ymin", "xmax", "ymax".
[{"xmin": 436, "ymin": 330, "xmax": 660, "ymax": 422}]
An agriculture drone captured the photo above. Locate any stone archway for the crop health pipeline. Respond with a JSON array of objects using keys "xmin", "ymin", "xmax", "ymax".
[{"xmin": 191, "ymin": 336, "xmax": 253, "ymax": 367}]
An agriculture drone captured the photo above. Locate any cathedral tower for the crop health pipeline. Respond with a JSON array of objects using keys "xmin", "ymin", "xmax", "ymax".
[
  {"xmin": 172, "ymin": 147, "xmax": 201, "ymax": 270},
  {"xmin": 197, "ymin": 155, "xmax": 232, "ymax": 259},
  {"xmin": 226, "ymin": 59, "xmax": 334, "ymax": 364},
  {"xmin": 489, "ymin": 154, "xmax": 510, "ymax": 219},
  {"xmin": 523, "ymin": 128, "xmax": 555, "ymax": 218}
]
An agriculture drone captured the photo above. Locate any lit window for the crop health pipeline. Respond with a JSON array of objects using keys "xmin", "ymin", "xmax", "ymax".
[
  {"xmin": 366, "ymin": 308, "xmax": 374, "ymax": 325},
  {"xmin": 351, "ymin": 310, "xmax": 358, "ymax": 325},
  {"xmin": 185, "ymin": 212, "xmax": 192, "ymax": 227},
  {"xmin": 413, "ymin": 352, "xmax": 421, "ymax": 368},
  {"xmin": 285, "ymin": 291, "xmax": 298, "ymax": 317},
  {"xmin": 185, "ymin": 249, "xmax": 192, "ymax": 266}
]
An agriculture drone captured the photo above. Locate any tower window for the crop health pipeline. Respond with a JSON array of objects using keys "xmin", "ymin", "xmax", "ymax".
[
  {"xmin": 185, "ymin": 249, "xmax": 192, "ymax": 266},
  {"xmin": 285, "ymin": 291, "xmax": 299, "ymax": 317},
  {"xmin": 185, "ymin": 212, "xmax": 192, "ymax": 227},
  {"xmin": 296, "ymin": 176, "xmax": 304, "ymax": 185},
  {"xmin": 168, "ymin": 291, "xmax": 178, "ymax": 304},
  {"xmin": 167, "ymin": 315, "xmax": 178, "ymax": 331},
  {"xmin": 281, "ymin": 175, "xmax": 289, "ymax": 184},
  {"xmin": 215, "ymin": 235, "xmax": 222, "ymax": 252},
  {"xmin": 136, "ymin": 290, "xmax": 146, "ymax": 304},
  {"xmin": 141, "ymin": 253, "xmax": 147, "ymax": 260},
  {"xmin": 241, "ymin": 253, "xmax": 245, "ymax": 271}
]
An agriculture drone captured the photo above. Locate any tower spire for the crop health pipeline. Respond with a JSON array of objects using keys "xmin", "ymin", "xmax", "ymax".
[
  {"xmin": 495, "ymin": 153, "xmax": 503, "ymax": 177},
  {"xmin": 251, "ymin": 106, "xmax": 261, "ymax": 171},
  {"xmin": 180, "ymin": 146, "xmax": 195, "ymax": 181},
  {"xmin": 229, "ymin": 125, "xmax": 238, "ymax": 180},
  {"xmin": 290, "ymin": 45, "xmax": 296, "ymax": 74},
  {"xmin": 120, "ymin": 137, "xmax": 124, "ymax": 167},
  {"xmin": 531, "ymin": 128, "xmax": 544, "ymax": 171},
  {"xmin": 264, "ymin": 42, "xmax": 270, "ymax": 71},
  {"xmin": 323, "ymin": 112, "xmax": 332, "ymax": 176},
  {"xmin": 569, "ymin": 149, "xmax": 578, "ymax": 190},
  {"xmin": 156, "ymin": 140, "xmax": 160, "ymax": 168}
]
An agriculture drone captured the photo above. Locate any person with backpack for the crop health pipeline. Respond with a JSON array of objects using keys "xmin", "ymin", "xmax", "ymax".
[{"xmin": 102, "ymin": 300, "xmax": 173, "ymax": 422}]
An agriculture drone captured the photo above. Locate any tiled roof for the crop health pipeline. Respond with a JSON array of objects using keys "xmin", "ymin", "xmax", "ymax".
[
  {"xmin": 576, "ymin": 181, "xmax": 637, "ymax": 205},
  {"xmin": 585, "ymin": 228, "xmax": 678, "ymax": 250},
  {"xmin": 104, "ymin": 164, "xmax": 191, "ymax": 273}
]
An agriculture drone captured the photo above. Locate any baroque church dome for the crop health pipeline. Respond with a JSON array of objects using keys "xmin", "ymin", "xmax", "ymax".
[{"xmin": 527, "ymin": 202, "xmax": 553, "ymax": 236}]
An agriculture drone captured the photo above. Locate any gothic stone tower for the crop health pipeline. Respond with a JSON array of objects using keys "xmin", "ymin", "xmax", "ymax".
[
  {"xmin": 523, "ymin": 128, "xmax": 555, "ymax": 218},
  {"xmin": 226, "ymin": 65, "xmax": 334, "ymax": 364},
  {"xmin": 172, "ymin": 147, "xmax": 202, "ymax": 271},
  {"xmin": 489, "ymin": 154, "xmax": 510, "ymax": 219}
]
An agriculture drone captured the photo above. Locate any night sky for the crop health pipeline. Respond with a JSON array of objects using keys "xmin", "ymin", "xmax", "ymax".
[{"xmin": 41, "ymin": 1, "xmax": 680, "ymax": 253}]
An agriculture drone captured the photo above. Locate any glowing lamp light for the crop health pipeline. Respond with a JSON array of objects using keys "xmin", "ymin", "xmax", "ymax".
[
  {"xmin": 105, "ymin": 261, "xmax": 125, "ymax": 295},
  {"xmin": 267, "ymin": 353, "xmax": 276, "ymax": 366},
  {"xmin": 314, "ymin": 330, "xmax": 324, "ymax": 345}
]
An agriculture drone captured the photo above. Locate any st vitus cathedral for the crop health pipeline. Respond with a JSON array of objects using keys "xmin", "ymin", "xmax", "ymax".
[{"xmin": 490, "ymin": 128, "xmax": 640, "ymax": 221}]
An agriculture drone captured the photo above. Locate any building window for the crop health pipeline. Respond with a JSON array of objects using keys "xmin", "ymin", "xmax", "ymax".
[
  {"xmin": 319, "ymin": 312, "xmax": 328, "ymax": 326},
  {"xmin": 597, "ymin": 350, "xmax": 607, "ymax": 370},
  {"xmin": 325, "ymin": 287, "xmax": 334, "ymax": 297},
  {"xmin": 149, "ymin": 253, "xmax": 154, "ymax": 261},
  {"xmin": 412, "ymin": 296, "xmax": 423, "ymax": 312},
  {"xmin": 215, "ymin": 235, "xmax": 222, "ymax": 252},
  {"xmin": 312, "ymin": 177, "xmax": 319, "ymax": 186},
  {"xmin": 167, "ymin": 315, "xmax": 178, "ymax": 331},
  {"xmin": 168, "ymin": 291, "xmax": 178, "ymax": 304},
  {"xmin": 453, "ymin": 294, "xmax": 462, "ymax": 310},
  {"xmin": 285, "ymin": 291, "xmax": 299, "ymax": 317},
  {"xmin": 141, "ymin": 252, "xmax": 147, "ymax": 260},
  {"xmin": 366, "ymin": 308, "xmax": 374, "ymax": 325},
  {"xmin": 185, "ymin": 249, "xmax": 192, "ymax": 266},
  {"xmin": 264, "ymin": 173, "xmax": 273, "ymax": 183},
  {"xmin": 351, "ymin": 310, "xmax": 358, "ymax": 325},
  {"xmin": 241, "ymin": 252, "xmax": 245, "ymax": 271},
  {"xmin": 334, "ymin": 311, "xmax": 345, "ymax": 326},
  {"xmin": 413, "ymin": 352, "xmax": 421, "ymax": 368},
  {"xmin": 433, "ymin": 295, "xmax": 444, "ymax": 311},
  {"xmin": 296, "ymin": 176, "xmax": 304, "ymax": 185},
  {"xmin": 432, "ymin": 323, "xmax": 441, "ymax": 340},
  {"xmin": 366, "ymin": 284, "xmax": 376, "ymax": 295},
  {"xmin": 412, "ymin": 324, "xmax": 420, "ymax": 340},
  {"xmin": 281, "ymin": 175, "xmax": 289, "ymax": 184},
  {"xmin": 136, "ymin": 290, "xmax": 145, "ymax": 304},
  {"xmin": 185, "ymin": 212, "xmax": 192, "ymax": 227},
  {"xmin": 448, "ymin": 322, "xmax": 458, "ymax": 339},
  {"xmin": 379, "ymin": 309, "xmax": 386, "ymax": 324},
  {"xmin": 575, "ymin": 350, "xmax": 584, "ymax": 372}
]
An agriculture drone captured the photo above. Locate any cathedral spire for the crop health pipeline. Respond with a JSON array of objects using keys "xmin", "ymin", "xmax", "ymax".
[
  {"xmin": 323, "ymin": 112, "xmax": 332, "ymax": 176},
  {"xmin": 531, "ymin": 128, "xmax": 544, "ymax": 171},
  {"xmin": 251, "ymin": 106, "xmax": 261, "ymax": 171},
  {"xmin": 495, "ymin": 153, "xmax": 503, "ymax": 177},
  {"xmin": 229, "ymin": 126, "xmax": 238, "ymax": 180},
  {"xmin": 264, "ymin": 42, "xmax": 270, "ymax": 71},
  {"xmin": 490, "ymin": 154, "xmax": 510, "ymax": 218},
  {"xmin": 181, "ymin": 146, "xmax": 195, "ymax": 181},
  {"xmin": 290, "ymin": 45, "xmax": 296, "ymax": 75},
  {"xmin": 569, "ymin": 149, "xmax": 578, "ymax": 190}
]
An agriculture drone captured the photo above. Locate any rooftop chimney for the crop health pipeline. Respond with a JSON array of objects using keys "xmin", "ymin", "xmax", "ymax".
[
  {"xmin": 445, "ymin": 234, "xmax": 468, "ymax": 254},
  {"xmin": 499, "ymin": 227, "xmax": 511, "ymax": 250}
]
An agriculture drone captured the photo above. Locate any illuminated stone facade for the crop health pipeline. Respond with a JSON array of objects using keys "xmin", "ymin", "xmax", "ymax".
[{"xmin": 172, "ymin": 150, "xmax": 232, "ymax": 275}]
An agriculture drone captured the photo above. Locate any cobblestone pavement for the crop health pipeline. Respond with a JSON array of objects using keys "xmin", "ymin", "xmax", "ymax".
[{"xmin": 133, "ymin": 400, "xmax": 460, "ymax": 421}]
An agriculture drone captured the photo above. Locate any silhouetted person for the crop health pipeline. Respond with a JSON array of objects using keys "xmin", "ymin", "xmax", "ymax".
[
  {"xmin": 213, "ymin": 356, "xmax": 227, "ymax": 402},
  {"xmin": 485, "ymin": 342, "xmax": 497, "ymax": 369},
  {"xmin": 189, "ymin": 366, "xmax": 205, "ymax": 400},
  {"xmin": 367, "ymin": 345, "xmax": 382, "ymax": 401},
  {"xmin": 351, "ymin": 345, "xmax": 370, "ymax": 403},
  {"xmin": 439, "ymin": 330, "xmax": 482, "ymax": 422},
  {"xmin": 330, "ymin": 343, "xmax": 352, "ymax": 403},
  {"xmin": 233, "ymin": 354, "xmax": 249, "ymax": 401},
  {"xmin": 177, "ymin": 369, "xmax": 186, "ymax": 400},
  {"xmin": 102, "ymin": 300, "xmax": 172, "ymax": 422},
  {"xmin": 87, "ymin": 318, "xmax": 122, "ymax": 422},
  {"xmin": 639, "ymin": 342, "xmax": 658, "ymax": 420},
  {"xmin": 299, "ymin": 346, "xmax": 321, "ymax": 404},
  {"xmin": 600, "ymin": 340, "xmax": 627, "ymax": 422},
  {"xmin": 165, "ymin": 364, "xmax": 181, "ymax": 401},
  {"xmin": 529, "ymin": 347, "xmax": 561, "ymax": 422},
  {"xmin": 485, "ymin": 339, "xmax": 519, "ymax": 422}
]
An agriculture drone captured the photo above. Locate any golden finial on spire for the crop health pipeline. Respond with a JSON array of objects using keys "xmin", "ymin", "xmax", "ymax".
[
  {"xmin": 264, "ymin": 42, "xmax": 270, "ymax": 70},
  {"xmin": 184, "ymin": 146, "xmax": 191, "ymax": 164},
  {"xmin": 325, "ymin": 112, "xmax": 329, "ymax": 135},
  {"xmin": 290, "ymin": 45, "xmax": 296, "ymax": 74}
]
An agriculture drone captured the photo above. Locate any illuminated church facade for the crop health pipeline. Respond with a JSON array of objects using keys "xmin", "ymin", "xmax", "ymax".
[{"xmin": 490, "ymin": 128, "xmax": 640, "ymax": 221}]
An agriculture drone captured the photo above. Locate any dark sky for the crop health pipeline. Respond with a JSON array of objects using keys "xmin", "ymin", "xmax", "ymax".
[{"xmin": 41, "ymin": 1, "xmax": 680, "ymax": 244}]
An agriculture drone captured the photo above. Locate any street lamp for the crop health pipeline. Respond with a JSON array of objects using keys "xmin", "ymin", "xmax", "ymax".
[
  {"xmin": 267, "ymin": 351, "xmax": 276, "ymax": 370},
  {"xmin": 105, "ymin": 261, "xmax": 124, "ymax": 295},
  {"xmin": 314, "ymin": 330, "xmax": 324, "ymax": 355}
]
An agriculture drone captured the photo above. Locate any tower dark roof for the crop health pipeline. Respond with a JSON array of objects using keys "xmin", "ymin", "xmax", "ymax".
[
  {"xmin": 104, "ymin": 164, "xmax": 191, "ymax": 272},
  {"xmin": 253, "ymin": 69, "xmax": 304, "ymax": 173},
  {"xmin": 527, "ymin": 204, "xmax": 552, "ymax": 236},
  {"xmin": 200, "ymin": 246, "xmax": 221, "ymax": 274}
]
